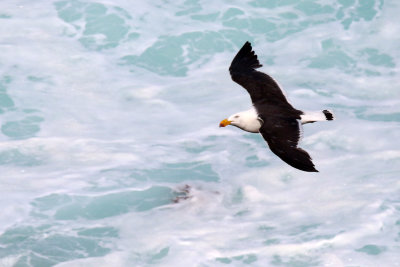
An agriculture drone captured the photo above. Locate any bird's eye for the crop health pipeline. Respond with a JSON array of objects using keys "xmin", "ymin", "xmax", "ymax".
[{"xmin": 234, "ymin": 115, "xmax": 239, "ymax": 118}]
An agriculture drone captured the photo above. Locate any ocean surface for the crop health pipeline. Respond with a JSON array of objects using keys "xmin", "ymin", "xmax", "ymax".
[{"xmin": 0, "ymin": 0, "xmax": 399, "ymax": 266}]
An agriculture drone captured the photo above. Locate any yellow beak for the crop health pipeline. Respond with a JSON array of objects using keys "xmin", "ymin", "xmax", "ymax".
[{"xmin": 219, "ymin": 119, "xmax": 231, "ymax": 127}]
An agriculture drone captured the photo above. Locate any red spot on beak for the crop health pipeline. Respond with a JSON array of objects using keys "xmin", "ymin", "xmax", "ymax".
[{"xmin": 219, "ymin": 119, "xmax": 231, "ymax": 127}]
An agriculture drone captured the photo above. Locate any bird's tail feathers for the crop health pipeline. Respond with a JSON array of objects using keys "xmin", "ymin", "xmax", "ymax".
[
  {"xmin": 322, "ymin": 110, "xmax": 334, "ymax": 121},
  {"xmin": 300, "ymin": 110, "xmax": 335, "ymax": 124}
]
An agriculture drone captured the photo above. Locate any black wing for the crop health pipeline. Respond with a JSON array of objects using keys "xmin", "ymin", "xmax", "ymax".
[
  {"xmin": 259, "ymin": 116, "xmax": 318, "ymax": 172},
  {"xmin": 229, "ymin": 41, "xmax": 297, "ymax": 111}
]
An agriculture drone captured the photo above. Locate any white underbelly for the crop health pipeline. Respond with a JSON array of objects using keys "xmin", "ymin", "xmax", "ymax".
[{"xmin": 241, "ymin": 119, "xmax": 262, "ymax": 133}]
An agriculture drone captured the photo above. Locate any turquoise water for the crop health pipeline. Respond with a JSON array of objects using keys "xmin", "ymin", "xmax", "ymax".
[{"xmin": 0, "ymin": 0, "xmax": 400, "ymax": 266}]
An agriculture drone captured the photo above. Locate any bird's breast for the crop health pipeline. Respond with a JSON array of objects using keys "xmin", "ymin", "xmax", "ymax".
[{"xmin": 238, "ymin": 118, "xmax": 262, "ymax": 133}]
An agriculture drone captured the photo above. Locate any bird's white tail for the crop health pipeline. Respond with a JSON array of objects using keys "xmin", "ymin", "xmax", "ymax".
[{"xmin": 300, "ymin": 110, "xmax": 334, "ymax": 124}]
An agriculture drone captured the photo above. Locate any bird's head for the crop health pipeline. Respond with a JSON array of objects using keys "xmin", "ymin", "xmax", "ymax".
[{"xmin": 219, "ymin": 114, "xmax": 241, "ymax": 128}]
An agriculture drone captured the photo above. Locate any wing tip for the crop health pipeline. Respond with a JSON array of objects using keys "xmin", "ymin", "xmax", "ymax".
[
  {"xmin": 244, "ymin": 41, "xmax": 252, "ymax": 49},
  {"xmin": 307, "ymin": 166, "xmax": 319, "ymax": 172},
  {"xmin": 297, "ymin": 155, "xmax": 319, "ymax": 172},
  {"xmin": 292, "ymin": 162, "xmax": 319, "ymax": 172},
  {"xmin": 230, "ymin": 41, "xmax": 263, "ymax": 72}
]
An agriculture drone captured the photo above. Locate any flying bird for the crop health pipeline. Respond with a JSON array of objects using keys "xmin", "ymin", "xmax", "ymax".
[{"xmin": 219, "ymin": 41, "xmax": 334, "ymax": 172}]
